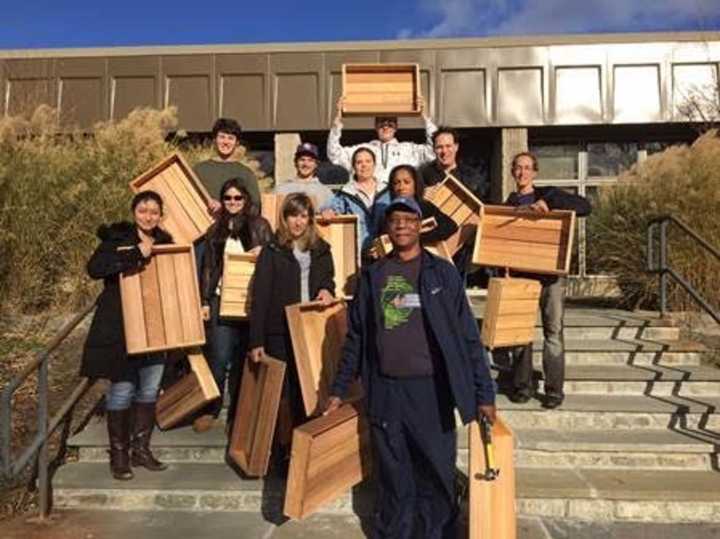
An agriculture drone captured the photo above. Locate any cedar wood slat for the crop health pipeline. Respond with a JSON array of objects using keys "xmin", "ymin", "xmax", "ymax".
[{"xmin": 468, "ymin": 417, "xmax": 517, "ymax": 539}]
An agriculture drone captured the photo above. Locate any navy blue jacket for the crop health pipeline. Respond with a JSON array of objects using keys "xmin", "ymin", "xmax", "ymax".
[
  {"xmin": 506, "ymin": 186, "xmax": 591, "ymax": 217},
  {"xmin": 331, "ymin": 250, "xmax": 495, "ymax": 424}
]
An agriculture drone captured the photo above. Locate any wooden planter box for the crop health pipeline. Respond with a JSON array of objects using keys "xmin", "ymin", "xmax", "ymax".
[
  {"xmin": 129, "ymin": 152, "xmax": 212, "ymax": 245},
  {"xmin": 424, "ymin": 173, "xmax": 483, "ymax": 255},
  {"xmin": 481, "ymin": 278, "xmax": 541, "ymax": 349},
  {"xmin": 120, "ymin": 244, "xmax": 205, "ymax": 355},
  {"xmin": 284, "ymin": 402, "xmax": 372, "ymax": 520},
  {"xmin": 472, "ymin": 205, "xmax": 575, "ymax": 275},
  {"xmin": 228, "ymin": 356, "xmax": 286, "ymax": 477},
  {"xmin": 317, "ymin": 215, "xmax": 358, "ymax": 297},
  {"xmin": 156, "ymin": 352, "xmax": 219, "ymax": 430},
  {"xmin": 468, "ymin": 417, "xmax": 516, "ymax": 539},
  {"xmin": 285, "ymin": 300, "xmax": 362, "ymax": 416},
  {"xmin": 261, "ymin": 193, "xmax": 285, "ymax": 231},
  {"xmin": 342, "ymin": 63, "xmax": 421, "ymax": 116},
  {"xmin": 219, "ymin": 253, "xmax": 257, "ymax": 319}
]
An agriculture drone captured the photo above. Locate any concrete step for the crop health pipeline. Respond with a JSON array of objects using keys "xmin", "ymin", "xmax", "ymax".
[
  {"xmin": 73, "ymin": 416, "xmax": 720, "ymax": 472},
  {"xmin": 539, "ymin": 380, "xmax": 720, "ymax": 397},
  {"xmin": 496, "ymin": 394, "xmax": 720, "ymax": 431},
  {"xmin": 532, "ymin": 325, "xmax": 680, "ymax": 341},
  {"xmin": 513, "ymin": 339, "xmax": 707, "ymax": 366},
  {"xmin": 494, "ymin": 364, "xmax": 720, "ymax": 396},
  {"xmin": 71, "ymin": 419, "xmax": 229, "ymax": 463},
  {"xmin": 52, "ymin": 462, "xmax": 720, "ymax": 523},
  {"xmin": 471, "ymin": 302, "xmax": 680, "ymax": 335},
  {"xmin": 456, "ymin": 428, "xmax": 719, "ymax": 470}
]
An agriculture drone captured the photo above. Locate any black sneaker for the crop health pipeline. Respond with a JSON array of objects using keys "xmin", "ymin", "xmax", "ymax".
[
  {"xmin": 507, "ymin": 391, "xmax": 532, "ymax": 404},
  {"xmin": 542, "ymin": 395, "xmax": 563, "ymax": 409}
]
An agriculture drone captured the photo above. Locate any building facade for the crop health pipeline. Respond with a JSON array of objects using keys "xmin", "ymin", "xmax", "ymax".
[{"xmin": 2, "ymin": 32, "xmax": 719, "ymax": 291}]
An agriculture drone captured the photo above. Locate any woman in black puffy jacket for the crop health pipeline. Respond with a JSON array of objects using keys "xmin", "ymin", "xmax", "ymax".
[{"xmin": 80, "ymin": 190, "xmax": 172, "ymax": 481}]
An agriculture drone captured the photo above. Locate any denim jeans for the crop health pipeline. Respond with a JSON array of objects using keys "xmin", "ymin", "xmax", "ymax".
[
  {"xmin": 106, "ymin": 361, "xmax": 165, "ymax": 411},
  {"xmin": 205, "ymin": 295, "xmax": 249, "ymax": 418},
  {"xmin": 506, "ymin": 276, "xmax": 566, "ymax": 399}
]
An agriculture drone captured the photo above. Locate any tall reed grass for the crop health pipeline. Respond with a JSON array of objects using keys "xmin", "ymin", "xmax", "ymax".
[
  {"xmin": 587, "ymin": 130, "xmax": 720, "ymax": 310},
  {"xmin": 0, "ymin": 106, "xmax": 263, "ymax": 313}
]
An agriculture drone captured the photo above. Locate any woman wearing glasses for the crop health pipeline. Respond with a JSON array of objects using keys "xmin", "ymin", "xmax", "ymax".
[{"xmin": 194, "ymin": 178, "xmax": 273, "ymax": 433}]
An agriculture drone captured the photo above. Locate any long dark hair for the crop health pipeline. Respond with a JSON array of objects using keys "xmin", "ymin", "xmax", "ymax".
[
  {"xmin": 210, "ymin": 179, "xmax": 256, "ymax": 247},
  {"xmin": 388, "ymin": 164, "xmax": 425, "ymax": 200}
]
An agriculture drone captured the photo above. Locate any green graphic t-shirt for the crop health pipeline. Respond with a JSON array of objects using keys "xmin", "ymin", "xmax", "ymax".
[{"xmin": 378, "ymin": 255, "xmax": 434, "ymax": 377}]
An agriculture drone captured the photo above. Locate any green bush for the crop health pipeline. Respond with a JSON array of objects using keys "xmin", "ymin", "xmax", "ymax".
[
  {"xmin": 587, "ymin": 130, "xmax": 720, "ymax": 310},
  {"xmin": 0, "ymin": 106, "xmax": 265, "ymax": 313}
]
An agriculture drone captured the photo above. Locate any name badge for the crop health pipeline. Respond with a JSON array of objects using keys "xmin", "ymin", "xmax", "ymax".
[{"xmin": 399, "ymin": 293, "xmax": 421, "ymax": 308}]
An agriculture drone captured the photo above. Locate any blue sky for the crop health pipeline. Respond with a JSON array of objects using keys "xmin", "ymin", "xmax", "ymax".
[{"xmin": 2, "ymin": 0, "xmax": 720, "ymax": 49}]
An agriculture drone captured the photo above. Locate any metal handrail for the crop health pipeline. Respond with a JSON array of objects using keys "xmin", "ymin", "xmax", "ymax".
[
  {"xmin": 647, "ymin": 215, "xmax": 720, "ymax": 324},
  {"xmin": 0, "ymin": 297, "xmax": 98, "ymax": 518}
]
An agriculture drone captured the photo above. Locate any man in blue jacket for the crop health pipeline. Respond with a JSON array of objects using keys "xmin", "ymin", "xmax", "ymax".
[
  {"xmin": 502, "ymin": 152, "xmax": 592, "ymax": 409},
  {"xmin": 325, "ymin": 196, "xmax": 496, "ymax": 539}
]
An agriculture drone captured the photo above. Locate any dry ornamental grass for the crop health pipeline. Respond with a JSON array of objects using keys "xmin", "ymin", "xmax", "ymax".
[{"xmin": 587, "ymin": 130, "xmax": 720, "ymax": 311}]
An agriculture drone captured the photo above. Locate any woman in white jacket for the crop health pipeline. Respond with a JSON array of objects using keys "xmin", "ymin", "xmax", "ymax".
[{"xmin": 326, "ymin": 96, "xmax": 437, "ymax": 185}]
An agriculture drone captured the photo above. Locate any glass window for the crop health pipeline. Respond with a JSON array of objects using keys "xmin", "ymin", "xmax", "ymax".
[
  {"xmin": 584, "ymin": 185, "xmax": 616, "ymax": 274},
  {"xmin": 551, "ymin": 186, "xmax": 582, "ymax": 275},
  {"xmin": 587, "ymin": 142, "xmax": 638, "ymax": 177},
  {"xmin": 529, "ymin": 144, "xmax": 579, "ymax": 180},
  {"xmin": 645, "ymin": 142, "xmax": 672, "ymax": 156}
]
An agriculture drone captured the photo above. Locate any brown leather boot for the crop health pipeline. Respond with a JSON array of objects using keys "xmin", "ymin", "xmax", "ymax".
[
  {"xmin": 107, "ymin": 409, "xmax": 134, "ymax": 480},
  {"xmin": 130, "ymin": 402, "xmax": 167, "ymax": 471}
]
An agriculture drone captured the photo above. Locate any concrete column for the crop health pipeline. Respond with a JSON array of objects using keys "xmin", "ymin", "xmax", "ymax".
[
  {"xmin": 490, "ymin": 128, "xmax": 528, "ymax": 203},
  {"xmin": 273, "ymin": 133, "xmax": 301, "ymax": 187}
]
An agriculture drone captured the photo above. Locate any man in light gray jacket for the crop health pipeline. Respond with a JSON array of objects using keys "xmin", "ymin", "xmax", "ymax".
[{"xmin": 327, "ymin": 96, "xmax": 437, "ymax": 185}]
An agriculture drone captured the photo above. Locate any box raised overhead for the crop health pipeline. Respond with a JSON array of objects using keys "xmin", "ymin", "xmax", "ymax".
[{"xmin": 342, "ymin": 63, "xmax": 421, "ymax": 116}]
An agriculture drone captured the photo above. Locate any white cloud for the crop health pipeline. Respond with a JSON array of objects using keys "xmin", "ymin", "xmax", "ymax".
[{"xmin": 412, "ymin": 0, "xmax": 720, "ymax": 38}]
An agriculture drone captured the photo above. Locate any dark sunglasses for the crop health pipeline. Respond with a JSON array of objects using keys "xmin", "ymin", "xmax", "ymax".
[{"xmin": 223, "ymin": 195, "xmax": 245, "ymax": 202}]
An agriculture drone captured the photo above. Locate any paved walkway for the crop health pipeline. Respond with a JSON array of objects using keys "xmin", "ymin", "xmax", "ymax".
[{"xmin": 2, "ymin": 510, "xmax": 719, "ymax": 539}]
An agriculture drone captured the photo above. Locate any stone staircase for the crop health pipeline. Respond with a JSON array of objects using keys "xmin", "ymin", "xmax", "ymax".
[{"xmin": 53, "ymin": 304, "xmax": 720, "ymax": 526}]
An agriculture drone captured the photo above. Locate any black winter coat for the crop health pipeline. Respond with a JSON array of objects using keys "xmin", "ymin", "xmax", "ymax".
[
  {"xmin": 200, "ymin": 215, "xmax": 273, "ymax": 305},
  {"xmin": 79, "ymin": 222, "xmax": 173, "ymax": 382},
  {"xmin": 505, "ymin": 186, "xmax": 592, "ymax": 217},
  {"xmin": 248, "ymin": 239, "xmax": 335, "ymax": 349}
]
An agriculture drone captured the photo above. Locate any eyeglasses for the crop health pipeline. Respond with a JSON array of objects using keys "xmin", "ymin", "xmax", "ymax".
[
  {"xmin": 376, "ymin": 121, "xmax": 397, "ymax": 128},
  {"xmin": 223, "ymin": 195, "xmax": 245, "ymax": 202}
]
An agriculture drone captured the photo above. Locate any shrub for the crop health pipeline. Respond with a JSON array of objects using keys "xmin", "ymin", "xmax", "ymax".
[
  {"xmin": 0, "ymin": 106, "xmax": 267, "ymax": 313},
  {"xmin": 587, "ymin": 130, "xmax": 720, "ymax": 311}
]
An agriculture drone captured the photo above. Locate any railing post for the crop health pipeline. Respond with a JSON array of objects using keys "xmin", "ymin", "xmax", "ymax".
[
  {"xmin": 0, "ymin": 388, "xmax": 11, "ymax": 479},
  {"xmin": 37, "ymin": 358, "xmax": 49, "ymax": 518},
  {"xmin": 659, "ymin": 219, "xmax": 668, "ymax": 318}
]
